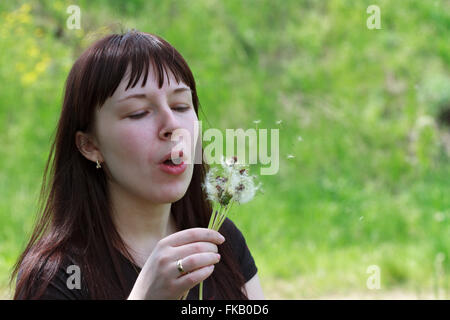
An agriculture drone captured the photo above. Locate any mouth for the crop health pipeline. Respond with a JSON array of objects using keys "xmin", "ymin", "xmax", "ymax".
[
  {"xmin": 158, "ymin": 150, "xmax": 187, "ymax": 175},
  {"xmin": 159, "ymin": 159, "xmax": 187, "ymax": 175},
  {"xmin": 159, "ymin": 150, "xmax": 185, "ymax": 165},
  {"xmin": 162, "ymin": 158, "xmax": 182, "ymax": 166}
]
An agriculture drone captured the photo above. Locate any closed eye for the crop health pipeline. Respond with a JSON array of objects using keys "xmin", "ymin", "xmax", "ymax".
[
  {"xmin": 127, "ymin": 106, "xmax": 191, "ymax": 120},
  {"xmin": 173, "ymin": 105, "xmax": 191, "ymax": 112},
  {"xmin": 128, "ymin": 111, "xmax": 148, "ymax": 119}
]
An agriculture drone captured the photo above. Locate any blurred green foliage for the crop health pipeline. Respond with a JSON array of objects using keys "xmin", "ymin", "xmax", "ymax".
[{"xmin": 0, "ymin": 0, "xmax": 449, "ymax": 299}]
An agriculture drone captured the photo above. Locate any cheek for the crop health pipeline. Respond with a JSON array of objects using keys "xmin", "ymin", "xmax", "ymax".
[
  {"xmin": 181, "ymin": 113, "xmax": 199, "ymax": 161},
  {"xmin": 113, "ymin": 129, "xmax": 146, "ymax": 158},
  {"xmin": 100, "ymin": 120, "xmax": 157, "ymax": 167},
  {"xmin": 119, "ymin": 129, "xmax": 148, "ymax": 156}
]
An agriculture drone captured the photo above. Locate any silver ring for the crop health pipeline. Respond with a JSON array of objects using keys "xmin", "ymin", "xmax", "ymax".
[{"xmin": 176, "ymin": 259, "xmax": 185, "ymax": 274}]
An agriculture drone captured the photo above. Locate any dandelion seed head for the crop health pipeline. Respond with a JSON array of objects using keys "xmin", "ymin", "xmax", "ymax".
[
  {"xmin": 225, "ymin": 156, "xmax": 238, "ymax": 166},
  {"xmin": 203, "ymin": 156, "xmax": 261, "ymax": 206},
  {"xmin": 220, "ymin": 190, "xmax": 233, "ymax": 207},
  {"xmin": 203, "ymin": 168, "xmax": 221, "ymax": 202}
]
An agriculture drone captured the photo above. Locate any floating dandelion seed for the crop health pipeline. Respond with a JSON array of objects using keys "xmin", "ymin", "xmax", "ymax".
[
  {"xmin": 287, "ymin": 154, "xmax": 295, "ymax": 159},
  {"xmin": 276, "ymin": 120, "xmax": 283, "ymax": 125},
  {"xmin": 297, "ymin": 136, "xmax": 303, "ymax": 142},
  {"xmin": 359, "ymin": 216, "xmax": 364, "ymax": 221}
]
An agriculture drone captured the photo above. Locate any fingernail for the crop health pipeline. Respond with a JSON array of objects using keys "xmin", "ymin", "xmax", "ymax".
[{"xmin": 216, "ymin": 254, "xmax": 221, "ymax": 260}]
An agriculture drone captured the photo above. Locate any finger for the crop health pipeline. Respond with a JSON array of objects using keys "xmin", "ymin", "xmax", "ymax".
[
  {"xmin": 172, "ymin": 242, "xmax": 218, "ymax": 257},
  {"xmin": 179, "ymin": 290, "xmax": 189, "ymax": 300},
  {"xmin": 176, "ymin": 252, "xmax": 220, "ymax": 277},
  {"xmin": 162, "ymin": 228, "xmax": 225, "ymax": 247},
  {"xmin": 176, "ymin": 264, "xmax": 215, "ymax": 292}
]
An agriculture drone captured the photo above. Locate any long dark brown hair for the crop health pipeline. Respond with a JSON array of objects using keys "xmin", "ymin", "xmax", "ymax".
[{"xmin": 10, "ymin": 30, "xmax": 248, "ymax": 299}]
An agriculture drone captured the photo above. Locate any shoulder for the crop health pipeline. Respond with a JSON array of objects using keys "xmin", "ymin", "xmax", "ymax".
[
  {"xmin": 42, "ymin": 254, "xmax": 90, "ymax": 300},
  {"xmin": 219, "ymin": 217, "xmax": 249, "ymax": 254},
  {"xmin": 219, "ymin": 217, "xmax": 244, "ymax": 238},
  {"xmin": 16, "ymin": 251, "xmax": 89, "ymax": 300},
  {"xmin": 219, "ymin": 217, "xmax": 258, "ymax": 282}
]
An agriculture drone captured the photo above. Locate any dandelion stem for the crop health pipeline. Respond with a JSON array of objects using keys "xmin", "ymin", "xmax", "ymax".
[
  {"xmin": 199, "ymin": 282, "xmax": 203, "ymax": 300},
  {"xmin": 214, "ymin": 208, "xmax": 226, "ymax": 230},
  {"xmin": 208, "ymin": 207, "xmax": 218, "ymax": 229},
  {"xmin": 216, "ymin": 200, "xmax": 234, "ymax": 231},
  {"xmin": 212, "ymin": 205, "xmax": 225, "ymax": 230},
  {"xmin": 200, "ymin": 204, "xmax": 222, "ymax": 300}
]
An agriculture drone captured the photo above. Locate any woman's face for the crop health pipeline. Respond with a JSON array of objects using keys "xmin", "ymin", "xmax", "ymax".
[{"xmin": 89, "ymin": 64, "xmax": 198, "ymax": 204}]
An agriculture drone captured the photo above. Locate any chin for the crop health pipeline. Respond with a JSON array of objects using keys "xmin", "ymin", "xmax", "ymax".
[
  {"xmin": 158, "ymin": 193, "xmax": 186, "ymax": 204},
  {"xmin": 157, "ymin": 185, "xmax": 189, "ymax": 203}
]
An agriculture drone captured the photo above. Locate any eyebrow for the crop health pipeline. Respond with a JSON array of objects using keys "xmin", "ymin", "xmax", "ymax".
[{"xmin": 117, "ymin": 87, "xmax": 192, "ymax": 102}]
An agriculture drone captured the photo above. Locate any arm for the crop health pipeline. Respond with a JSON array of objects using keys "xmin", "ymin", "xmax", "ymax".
[{"xmin": 244, "ymin": 273, "xmax": 265, "ymax": 299}]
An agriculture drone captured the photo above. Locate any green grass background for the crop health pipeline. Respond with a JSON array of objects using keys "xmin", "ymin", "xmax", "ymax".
[{"xmin": 1, "ymin": 0, "xmax": 449, "ymax": 299}]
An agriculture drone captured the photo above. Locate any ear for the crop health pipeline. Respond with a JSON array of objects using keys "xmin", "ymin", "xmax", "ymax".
[{"xmin": 75, "ymin": 130, "xmax": 103, "ymax": 164}]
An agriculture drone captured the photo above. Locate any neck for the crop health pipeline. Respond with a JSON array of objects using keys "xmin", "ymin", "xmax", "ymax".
[{"xmin": 109, "ymin": 181, "xmax": 176, "ymax": 267}]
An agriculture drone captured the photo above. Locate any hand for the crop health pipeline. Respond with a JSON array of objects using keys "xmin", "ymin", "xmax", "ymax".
[{"xmin": 127, "ymin": 228, "xmax": 225, "ymax": 300}]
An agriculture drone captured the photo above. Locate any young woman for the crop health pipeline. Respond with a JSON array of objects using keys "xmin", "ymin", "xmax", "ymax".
[{"xmin": 11, "ymin": 30, "xmax": 264, "ymax": 300}]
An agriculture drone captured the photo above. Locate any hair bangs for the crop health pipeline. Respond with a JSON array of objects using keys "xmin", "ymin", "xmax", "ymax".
[{"xmin": 93, "ymin": 31, "xmax": 195, "ymax": 110}]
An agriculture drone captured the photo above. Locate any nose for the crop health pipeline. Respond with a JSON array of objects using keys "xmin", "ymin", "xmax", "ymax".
[{"xmin": 158, "ymin": 105, "xmax": 180, "ymax": 141}]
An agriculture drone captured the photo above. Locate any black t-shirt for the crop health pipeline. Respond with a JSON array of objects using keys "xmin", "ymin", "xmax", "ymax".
[{"xmin": 22, "ymin": 218, "xmax": 257, "ymax": 300}]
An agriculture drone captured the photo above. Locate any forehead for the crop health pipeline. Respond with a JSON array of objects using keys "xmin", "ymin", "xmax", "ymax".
[{"xmin": 110, "ymin": 62, "xmax": 187, "ymax": 102}]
